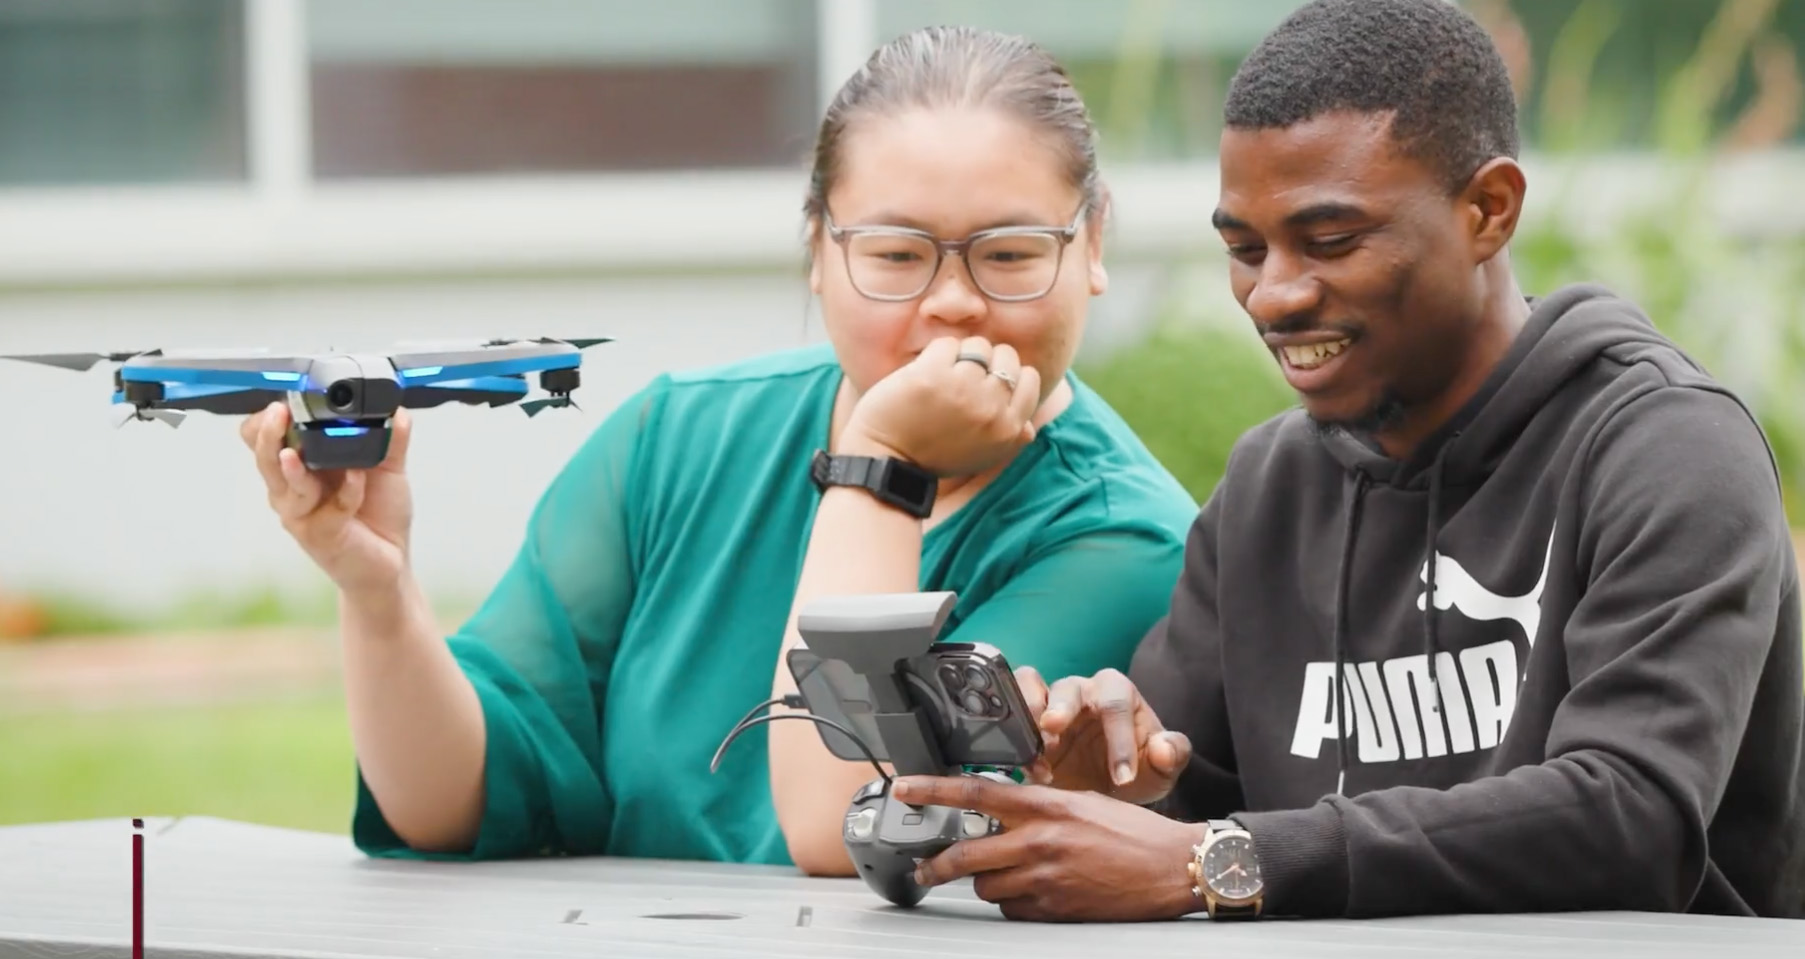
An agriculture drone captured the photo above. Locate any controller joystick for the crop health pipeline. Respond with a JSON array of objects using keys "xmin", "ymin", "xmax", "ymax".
[{"xmin": 842, "ymin": 771, "xmax": 1010, "ymax": 907}]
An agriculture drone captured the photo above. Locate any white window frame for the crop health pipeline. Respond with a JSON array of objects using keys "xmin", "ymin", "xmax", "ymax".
[{"xmin": 0, "ymin": 0, "xmax": 1798, "ymax": 291}]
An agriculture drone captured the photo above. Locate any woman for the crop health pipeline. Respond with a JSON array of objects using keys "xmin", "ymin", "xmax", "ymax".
[{"xmin": 239, "ymin": 25, "xmax": 1198, "ymax": 875}]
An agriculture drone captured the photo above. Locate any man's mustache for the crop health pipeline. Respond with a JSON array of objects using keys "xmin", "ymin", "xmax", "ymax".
[{"xmin": 1255, "ymin": 314, "xmax": 1362, "ymax": 338}]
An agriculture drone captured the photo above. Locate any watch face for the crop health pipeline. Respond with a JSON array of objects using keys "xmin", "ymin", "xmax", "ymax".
[
  {"xmin": 884, "ymin": 461, "xmax": 933, "ymax": 505},
  {"xmin": 1203, "ymin": 835, "xmax": 1264, "ymax": 901}
]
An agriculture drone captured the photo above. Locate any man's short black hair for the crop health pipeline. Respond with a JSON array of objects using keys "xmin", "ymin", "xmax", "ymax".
[{"xmin": 1224, "ymin": 0, "xmax": 1520, "ymax": 192}]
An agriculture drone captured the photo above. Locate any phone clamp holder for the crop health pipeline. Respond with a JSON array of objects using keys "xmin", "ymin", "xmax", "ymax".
[{"xmin": 710, "ymin": 591, "xmax": 1013, "ymax": 908}]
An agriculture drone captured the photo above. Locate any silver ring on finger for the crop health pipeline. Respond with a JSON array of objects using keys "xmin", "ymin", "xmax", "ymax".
[
  {"xmin": 955, "ymin": 351, "xmax": 991, "ymax": 373},
  {"xmin": 990, "ymin": 368, "xmax": 1018, "ymax": 391}
]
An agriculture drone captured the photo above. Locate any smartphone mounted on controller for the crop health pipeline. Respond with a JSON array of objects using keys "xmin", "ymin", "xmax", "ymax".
[
  {"xmin": 710, "ymin": 590, "xmax": 1043, "ymax": 908},
  {"xmin": 785, "ymin": 640, "xmax": 1042, "ymax": 773}
]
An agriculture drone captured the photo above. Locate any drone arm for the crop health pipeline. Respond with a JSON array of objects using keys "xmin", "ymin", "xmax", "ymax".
[{"xmin": 349, "ymin": 385, "xmax": 652, "ymax": 861}]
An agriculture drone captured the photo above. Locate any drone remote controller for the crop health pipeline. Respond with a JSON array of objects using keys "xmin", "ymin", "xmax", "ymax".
[
  {"xmin": 712, "ymin": 591, "xmax": 1039, "ymax": 909},
  {"xmin": 2, "ymin": 337, "xmax": 611, "ymax": 470},
  {"xmin": 841, "ymin": 769, "xmax": 1011, "ymax": 907}
]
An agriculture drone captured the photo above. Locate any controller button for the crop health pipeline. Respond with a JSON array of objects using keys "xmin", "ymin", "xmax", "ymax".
[
  {"xmin": 960, "ymin": 811, "xmax": 992, "ymax": 838},
  {"xmin": 902, "ymin": 812, "xmax": 923, "ymax": 826},
  {"xmin": 846, "ymin": 807, "xmax": 877, "ymax": 840}
]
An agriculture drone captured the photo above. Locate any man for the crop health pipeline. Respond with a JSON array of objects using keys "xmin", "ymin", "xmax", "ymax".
[{"xmin": 890, "ymin": 0, "xmax": 1805, "ymax": 922}]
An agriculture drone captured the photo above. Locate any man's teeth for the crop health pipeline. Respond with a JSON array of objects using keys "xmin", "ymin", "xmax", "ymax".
[{"xmin": 1282, "ymin": 340, "xmax": 1349, "ymax": 369}]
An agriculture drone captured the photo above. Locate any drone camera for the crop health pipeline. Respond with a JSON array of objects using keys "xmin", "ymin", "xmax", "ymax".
[
  {"xmin": 326, "ymin": 380, "xmax": 359, "ymax": 412},
  {"xmin": 291, "ymin": 356, "xmax": 405, "ymax": 423},
  {"xmin": 319, "ymin": 376, "xmax": 402, "ymax": 417}
]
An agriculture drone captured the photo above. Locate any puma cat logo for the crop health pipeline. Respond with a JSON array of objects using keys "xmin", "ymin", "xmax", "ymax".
[
  {"xmin": 1417, "ymin": 526, "xmax": 1555, "ymax": 649},
  {"xmin": 1289, "ymin": 525, "xmax": 1558, "ymax": 766}
]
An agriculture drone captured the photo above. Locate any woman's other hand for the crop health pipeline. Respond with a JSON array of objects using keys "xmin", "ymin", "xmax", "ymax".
[{"xmin": 841, "ymin": 335, "xmax": 1044, "ymax": 477}]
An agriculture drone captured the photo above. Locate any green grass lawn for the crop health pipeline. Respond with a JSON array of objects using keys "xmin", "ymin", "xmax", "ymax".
[{"xmin": 0, "ymin": 691, "xmax": 357, "ymax": 834}]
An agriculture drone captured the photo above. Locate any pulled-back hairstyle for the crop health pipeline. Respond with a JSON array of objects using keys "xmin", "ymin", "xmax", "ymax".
[{"xmin": 804, "ymin": 25, "xmax": 1105, "ymax": 232}]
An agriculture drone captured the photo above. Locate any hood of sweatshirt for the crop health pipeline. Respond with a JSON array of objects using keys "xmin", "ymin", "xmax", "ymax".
[{"xmin": 1316, "ymin": 282, "xmax": 1689, "ymax": 488}]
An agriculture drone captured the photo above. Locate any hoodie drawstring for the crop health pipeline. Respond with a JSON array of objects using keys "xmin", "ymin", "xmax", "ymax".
[
  {"xmin": 1331, "ymin": 438, "xmax": 1455, "ymax": 798},
  {"xmin": 1331, "ymin": 468, "xmax": 1370, "ymax": 797},
  {"xmin": 1422, "ymin": 439, "xmax": 1453, "ymax": 719}
]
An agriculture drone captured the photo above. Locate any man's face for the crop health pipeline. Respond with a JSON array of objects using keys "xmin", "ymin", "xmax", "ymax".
[{"xmin": 1213, "ymin": 110, "xmax": 1484, "ymax": 435}]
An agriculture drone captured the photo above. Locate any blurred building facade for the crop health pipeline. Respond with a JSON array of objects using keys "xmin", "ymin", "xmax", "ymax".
[{"xmin": 0, "ymin": 0, "xmax": 1800, "ymax": 616}]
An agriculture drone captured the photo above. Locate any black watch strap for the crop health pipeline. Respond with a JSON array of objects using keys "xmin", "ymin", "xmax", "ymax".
[{"xmin": 810, "ymin": 449, "xmax": 936, "ymax": 519}]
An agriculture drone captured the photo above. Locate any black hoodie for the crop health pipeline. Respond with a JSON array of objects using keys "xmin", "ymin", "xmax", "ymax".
[{"xmin": 1131, "ymin": 283, "xmax": 1805, "ymax": 919}]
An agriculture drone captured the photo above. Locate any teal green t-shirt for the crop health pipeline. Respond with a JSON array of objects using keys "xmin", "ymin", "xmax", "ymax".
[{"xmin": 351, "ymin": 343, "xmax": 1198, "ymax": 864}]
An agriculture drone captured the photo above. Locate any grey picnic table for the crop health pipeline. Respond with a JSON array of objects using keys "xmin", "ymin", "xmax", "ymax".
[{"xmin": 2, "ymin": 816, "xmax": 1802, "ymax": 958}]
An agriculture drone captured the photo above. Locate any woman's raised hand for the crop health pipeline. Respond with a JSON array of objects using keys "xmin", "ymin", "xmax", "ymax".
[
  {"xmin": 241, "ymin": 402, "xmax": 416, "ymax": 597},
  {"xmin": 841, "ymin": 335, "xmax": 1044, "ymax": 477}
]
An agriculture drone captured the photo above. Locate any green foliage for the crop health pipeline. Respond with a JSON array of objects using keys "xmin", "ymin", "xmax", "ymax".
[
  {"xmin": 1511, "ymin": 174, "xmax": 1805, "ymax": 523},
  {"xmin": 20, "ymin": 584, "xmax": 485, "ymax": 641},
  {"xmin": 1509, "ymin": 0, "xmax": 1805, "ymax": 520},
  {"xmin": 1081, "ymin": 321, "xmax": 1296, "ymax": 502},
  {"xmin": 27, "ymin": 585, "xmax": 339, "ymax": 638},
  {"xmin": 0, "ymin": 692, "xmax": 354, "ymax": 833}
]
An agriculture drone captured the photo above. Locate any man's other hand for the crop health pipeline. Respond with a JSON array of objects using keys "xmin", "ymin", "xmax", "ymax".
[{"xmin": 1015, "ymin": 666, "xmax": 1191, "ymax": 805}]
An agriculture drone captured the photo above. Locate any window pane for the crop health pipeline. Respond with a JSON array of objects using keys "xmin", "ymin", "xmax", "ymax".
[
  {"xmin": 0, "ymin": 0, "xmax": 248, "ymax": 187},
  {"xmin": 305, "ymin": 0, "xmax": 820, "ymax": 178}
]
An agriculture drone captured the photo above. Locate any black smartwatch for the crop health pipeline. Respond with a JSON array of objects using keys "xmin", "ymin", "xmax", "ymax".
[{"xmin": 810, "ymin": 449, "xmax": 936, "ymax": 519}]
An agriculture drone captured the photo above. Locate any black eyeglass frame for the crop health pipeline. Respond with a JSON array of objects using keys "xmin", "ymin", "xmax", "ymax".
[{"xmin": 822, "ymin": 203, "xmax": 1090, "ymax": 303}]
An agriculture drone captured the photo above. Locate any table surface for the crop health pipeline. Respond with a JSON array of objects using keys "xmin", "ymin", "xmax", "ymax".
[{"xmin": 3, "ymin": 816, "xmax": 1802, "ymax": 958}]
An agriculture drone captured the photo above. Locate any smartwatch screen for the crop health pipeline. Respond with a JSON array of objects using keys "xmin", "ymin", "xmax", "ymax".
[{"xmin": 886, "ymin": 465, "xmax": 932, "ymax": 504}]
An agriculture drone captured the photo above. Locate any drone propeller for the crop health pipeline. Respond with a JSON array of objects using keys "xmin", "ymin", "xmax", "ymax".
[
  {"xmin": 479, "ymin": 336, "xmax": 612, "ymax": 350},
  {"xmin": 112, "ymin": 406, "xmax": 186, "ymax": 429},
  {"xmin": 521, "ymin": 396, "xmax": 580, "ymax": 417},
  {"xmin": 2, "ymin": 351, "xmax": 146, "ymax": 372}
]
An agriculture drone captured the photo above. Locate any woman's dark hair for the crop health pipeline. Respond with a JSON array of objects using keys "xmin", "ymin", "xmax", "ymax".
[{"xmin": 803, "ymin": 25, "xmax": 1106, "ymax": 234}]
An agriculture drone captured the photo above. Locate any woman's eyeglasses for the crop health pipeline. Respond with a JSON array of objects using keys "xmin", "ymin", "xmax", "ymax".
[{"xmin": 823, "ymin": 204, "xmax": 1087, "ymax": 303}]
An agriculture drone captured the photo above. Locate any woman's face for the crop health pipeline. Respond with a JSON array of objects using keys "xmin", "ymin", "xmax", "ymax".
[{"xmin": 810, "ymin": 106, "xmax": 1107, "ymax": 404}]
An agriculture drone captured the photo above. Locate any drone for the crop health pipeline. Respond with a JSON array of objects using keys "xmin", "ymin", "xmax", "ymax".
[{"xmin": 1, "ymin": 336, "xmax": 611, "ymax": 470}]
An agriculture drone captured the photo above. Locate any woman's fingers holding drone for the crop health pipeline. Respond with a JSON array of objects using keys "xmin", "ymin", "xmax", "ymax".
[
  {"xmin": 250, "ymin": 405, "xmax": 291, "ymax": 500},
  {"xmin": 246, "ymin": 403, "xmax": 327, "ymax": 521},
  {"xmin": 277, "ymin": 446, "xmax": 328, "ymax": 514},
  {"xmin": 238, "ymin": 407, "xmax": 259, "ymax": 450}
]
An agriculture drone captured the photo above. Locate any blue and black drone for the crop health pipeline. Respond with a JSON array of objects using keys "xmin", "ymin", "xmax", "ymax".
[{"xmin": 1, "ymin": 336, "xmax": 610, "ymax": 470}]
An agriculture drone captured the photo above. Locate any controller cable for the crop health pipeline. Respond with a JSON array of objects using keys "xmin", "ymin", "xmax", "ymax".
[{"xmin": 710, "ymin": 694, "xmax": 892, "ymax": 786}]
